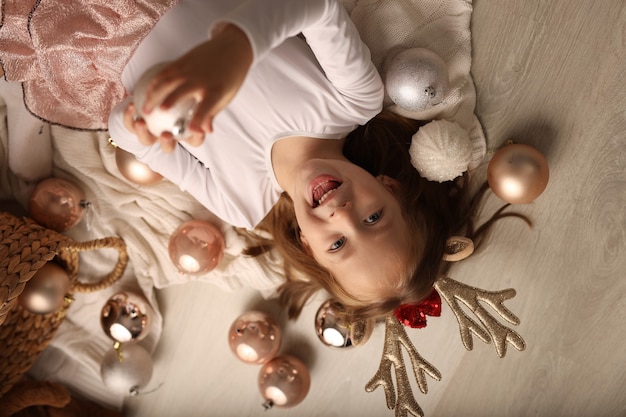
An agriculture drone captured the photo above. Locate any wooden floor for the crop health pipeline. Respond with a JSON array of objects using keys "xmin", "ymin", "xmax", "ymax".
[{"xmin": 125, "ymin": 1, "xmax": 626, "ymax": 416}]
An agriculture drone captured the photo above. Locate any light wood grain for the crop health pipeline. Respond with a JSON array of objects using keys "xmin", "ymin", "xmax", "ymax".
[
  {"xmin": 432, "ymin": 1, "xmax": 626, "ymax": 416},
  {"xmin": 124, "ymin": 1, "xmax": 626, "ymax": 416}
]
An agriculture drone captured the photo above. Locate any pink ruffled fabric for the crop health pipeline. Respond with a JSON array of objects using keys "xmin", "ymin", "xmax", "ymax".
[{"xmin": 0, "ymin": 0, "xmax": 178, "ymax": 130}]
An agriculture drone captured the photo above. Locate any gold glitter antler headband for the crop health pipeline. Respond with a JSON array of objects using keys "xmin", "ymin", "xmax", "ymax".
[
  {"xmin": 435, "ymin": 276, "xmax": 525, "ymax": 357},
  {"xmin": 365, "ymin": 314, "xmax": 441, "ymax": 417},
  {"xmin": 366, "ymin": 238, "xmax": 526, "ymax": 417}
]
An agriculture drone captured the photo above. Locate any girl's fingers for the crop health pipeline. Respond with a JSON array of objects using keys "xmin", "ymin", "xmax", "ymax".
[
  {"xmin": 159, "ymin": 83, "xmax": 200, "ymax": 110},
  {"xmin": 135, "ymin": 120, "xmax": 158, "ymax": 146},
  {"xmin": 142, "ymin": 68, "xmax": 184, "ymax": 114},
  {"xmin": 125, "ymin": 98, "xmax": 184, "ymax": 153},
  {"xmin": 184, "ymin": 131, "xmax": 205, "ymax": 147},
  {"xmin": 124, "ymin": 102, "xmax": 158, "ymax": 146},
  {"xmin": 203, "ymin": 117, "xmax": 214, "ymax": 134},
  {"xmin": 159, "ymin": 132, "xmax": 177, "ymax": 154},
  {"xmin": 123, "ymin": 103, "xmax": 137, "ymax": 133},
  {"xmin": 190, "ymin": 96, "xmax": 219, "ymax": 133}
]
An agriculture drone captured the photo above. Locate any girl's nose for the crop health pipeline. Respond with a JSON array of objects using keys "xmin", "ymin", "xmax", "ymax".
[{"xmin": 329, "ymin": 200, "xmax": 352, "ymax": 218}]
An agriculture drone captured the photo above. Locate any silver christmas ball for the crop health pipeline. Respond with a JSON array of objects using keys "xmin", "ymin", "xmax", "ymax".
[
  {"xmin": 100, "ymin": 343, "xmax": 153, "ymax": 396},
  {"xmin": 385, "ymin": 48, "xmax": 449, "ymax": 112},
  {"xmin": 133, "ymin": 62, "xmax": 197, "ymax": 140}
]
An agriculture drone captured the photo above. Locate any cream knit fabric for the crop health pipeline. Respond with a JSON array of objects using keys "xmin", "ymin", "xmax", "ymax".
[{"xmin": 342, "ymin": 0, "xmax": 486, "ymax": 169}]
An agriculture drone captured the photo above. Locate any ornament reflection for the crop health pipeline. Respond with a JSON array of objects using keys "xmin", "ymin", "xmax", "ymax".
[
  {"xmin": 168, "ymin": 220, "xmax": 225, "ymax": 275},
  {"xmin": 101, "ymin": 291, "xmax": 154, "ymax": 343},
  {"xmin": 315, "ymin": 299, "xmax": 373, "ymax": 348},
  {"xmin": 258, "ymin": 355, "xmax": 310, "ymax": 409},
  {"xmin": 29, "ymin": 177, "xmax": 88, "ymax": 232},
  {"xmin": 228, "ymin": 310, "xmax": 282, "ymax": 364}
]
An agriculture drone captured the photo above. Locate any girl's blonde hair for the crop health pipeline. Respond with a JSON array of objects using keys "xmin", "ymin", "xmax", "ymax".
[{"xmin": 246, "ymin": 110, "xmax": 528, "ymax": 321}]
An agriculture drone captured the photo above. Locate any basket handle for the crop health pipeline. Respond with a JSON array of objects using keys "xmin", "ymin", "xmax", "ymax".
[{"xmin": 62, "ymin": 236, "xmax": 129, "ymax": 293}]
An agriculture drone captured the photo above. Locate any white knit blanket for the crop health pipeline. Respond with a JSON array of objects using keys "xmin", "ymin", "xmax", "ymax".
[{"xmin": 0, "ymin": 0, "xmax": 483, "ymax": 410}]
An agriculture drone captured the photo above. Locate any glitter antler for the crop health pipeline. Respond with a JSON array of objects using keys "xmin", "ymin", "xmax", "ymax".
[
  {"xmin": 434, "ymin": 276, "xmax": 526, "ymax": 357},
  {"xmin": 366, "ymin": 275, "xmax": 526, "ymax": 417},
  {"xmin": 365, "ymin": 314, "xmax": 441, "ymax": 417}
]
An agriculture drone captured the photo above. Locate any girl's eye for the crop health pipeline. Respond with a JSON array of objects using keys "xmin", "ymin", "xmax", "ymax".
[
  {"xmin": 330, "ymin": 237, "xmax": 345, "ymax": 252},
  {"xmin": 365, "ymin": 211, "xmax": 382, "ymax": 224}
]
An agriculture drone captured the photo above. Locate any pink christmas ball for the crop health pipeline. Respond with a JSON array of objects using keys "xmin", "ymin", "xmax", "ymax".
[
  {"xmin": 115, "ymin": 147, "xmax": 163, "ymax": 185},
  {"xmin": 258, "ymin": 355, "xmax": 310, "ymax": 409},
  {"xmin": 228, "ymin": 311, "xmax": 282, "ymax": 364},
  {"xmin": 487, "ymin": 143, "xmax": 549, "ymax": 204},
  {"xmin": 29, "ymin": 177, "xmax": 86, "ymax": 232},
  {"xmin": 168, "ymin": 220, "xmax": 225, "ymax": 274}
]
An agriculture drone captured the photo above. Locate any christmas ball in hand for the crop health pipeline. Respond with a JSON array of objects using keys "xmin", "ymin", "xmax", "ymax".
[{"xmin": 133, "ymin": 62, "xmax": 197, "ymax": 140}]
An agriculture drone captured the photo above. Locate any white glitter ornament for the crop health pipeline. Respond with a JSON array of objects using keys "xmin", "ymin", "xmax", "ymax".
[
  {"xmin": 385, "ymin": 48, "xmax": 449, "ymax": 112},
  {"xmin": 409, "ymin": 120, "xmax": 473, "ymax": 182}
]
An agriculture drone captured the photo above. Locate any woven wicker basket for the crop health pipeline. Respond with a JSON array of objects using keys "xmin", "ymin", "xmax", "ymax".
[{"xmin": 0, "ymin": 211, "xmax": 128, "ymax": 398}]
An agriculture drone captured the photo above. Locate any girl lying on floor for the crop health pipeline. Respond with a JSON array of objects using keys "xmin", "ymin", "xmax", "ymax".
[{"xmin": 109, "ymin": 0, "xmax": 487, "ymax": 321}]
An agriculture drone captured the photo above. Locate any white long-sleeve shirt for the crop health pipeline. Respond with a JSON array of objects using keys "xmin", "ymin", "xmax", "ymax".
[{"xmin": 108, "ymin": 0, "xmax": 384, "ymax": 229}]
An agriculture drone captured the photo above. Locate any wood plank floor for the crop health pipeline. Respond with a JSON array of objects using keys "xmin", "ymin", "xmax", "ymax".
[
  {"xmin": 125, "ymin": 1, "xmax": 626, "ymax": 416},
  {"xmin": 432, "ymin": 1, "xmax": 626, "ymax": 416}
]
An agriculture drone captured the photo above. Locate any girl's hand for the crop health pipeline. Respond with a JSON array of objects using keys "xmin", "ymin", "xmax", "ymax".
[
  {"xmin": 140, "ymin": 23, "xmax": 254, "ymax": 137},
  {"xmin": 123, "ymin": 102, "xmax": 203, "ymax": 154}
]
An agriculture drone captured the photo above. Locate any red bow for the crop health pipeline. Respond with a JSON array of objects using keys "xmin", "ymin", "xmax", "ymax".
[{"xmin": 394, "ymin": 289, "xmax": 442, "ymax": 328}]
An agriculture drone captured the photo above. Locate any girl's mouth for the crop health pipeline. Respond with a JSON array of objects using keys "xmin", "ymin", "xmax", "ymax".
[{"xmin": 310, "ymin": 176, "xmax": 342, "ymax": 208}]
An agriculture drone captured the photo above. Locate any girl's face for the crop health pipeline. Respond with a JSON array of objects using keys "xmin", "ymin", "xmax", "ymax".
[{"xmin": 290, "ymin": 158, "xmax": 411, "ymax": 300}]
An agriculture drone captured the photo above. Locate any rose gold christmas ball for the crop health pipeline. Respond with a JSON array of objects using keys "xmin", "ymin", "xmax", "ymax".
[
  {"xmin": 19, "ymin": 262, "xmax": 71, "ymax": 314},
  {"xmin": 101, "ymin": 291, "xmax": 154, "ymax": 343},
  {"xmin": 228, "ymin": 311, "xmax": 282, "ymax": 364},
  {"xmin": 168, "ymin": 220, "xmax": 225, "ymax": 274},
  {"xmin": 258, "ymin": 354, "xmax": 310, "ymax": 409},
  {"xmin": 115, "ymin": 147, "xmax": 163, "ymax": 185},
  {"xmin": 487, "ymin": 143, "xmax": 549, "ymax": 204},
  {"xmin": 315, "ymin": 299, "xmax": 373, "ymax": 348},
  {"xmin": 29, "ymin": 177, "xmax": 86, "ymax": 232}
]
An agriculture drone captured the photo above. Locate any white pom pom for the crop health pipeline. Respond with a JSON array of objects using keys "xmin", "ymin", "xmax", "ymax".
[{"xmin": 409, "ymin": 120, "xmax": 473, "ymax": 182}]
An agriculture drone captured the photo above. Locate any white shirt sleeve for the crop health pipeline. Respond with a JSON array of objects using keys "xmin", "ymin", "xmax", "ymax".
[
  {"xmin": 109, "ymin": 97, "xmax": 257, "ymax": 228},
  {"xmin": 214, "ymin": 0, "xmax": 383, "ymax": 116},
  {"xmin": 108, "ymin": 0, "xmax": 383, "ymax": 229}
]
